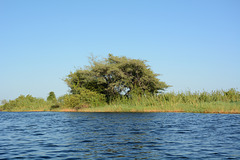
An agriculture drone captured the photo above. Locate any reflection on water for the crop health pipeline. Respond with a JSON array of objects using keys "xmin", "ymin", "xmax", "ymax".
[{"xmin": 0, "ymin": 112, "xmax": 240, "ymax": 159}]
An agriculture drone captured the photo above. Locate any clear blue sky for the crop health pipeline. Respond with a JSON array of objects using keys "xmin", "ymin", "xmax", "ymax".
[{"xmin": 1, "ymin": 0, "xmax": 239, "ymax": 101}]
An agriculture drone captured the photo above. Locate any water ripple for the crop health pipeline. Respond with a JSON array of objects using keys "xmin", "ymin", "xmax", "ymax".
[{"xmin": 0, "ymin": 112, "xmax": 240, "ymax": 159}]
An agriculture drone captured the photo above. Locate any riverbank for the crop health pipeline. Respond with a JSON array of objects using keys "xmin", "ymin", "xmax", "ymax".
[
  {"xmin": 57, "ymin": 101, "xmax": 240, "ymax": 114},
  {"xmin": 1, "ymin": 89, "xmax": 239, "ymax": 114},
  {"xmin": 1, "ymin": 101, "xmax": 239, "ymax": 114}
]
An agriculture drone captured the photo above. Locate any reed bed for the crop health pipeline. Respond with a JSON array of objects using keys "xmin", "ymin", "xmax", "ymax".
[
  {"xmin": 1, "ymin": 88, "xmax": 240, "ymax": 113},
  {"xmin": 74, "ymin": 88, "xmax": 240, "ymax": 113}
]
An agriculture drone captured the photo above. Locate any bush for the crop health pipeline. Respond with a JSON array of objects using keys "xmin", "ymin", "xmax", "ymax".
[
  {"xmin": 223, "ymin": 88, "xmax": 239, "ymax": 102},
  {"xmin": 63, "ymin": 87, "xmax": 106, "ymax": 108},
  {"xmin": 50, "ymin": 104, "xmax": 60, "ymax": 110},
  {"xmin": 1, "ymin": 95, "xmax": 49, "ymax": 111},
  {"xmin": 47, "ymin": 91, "xmax": 57, "ymax": 103}
]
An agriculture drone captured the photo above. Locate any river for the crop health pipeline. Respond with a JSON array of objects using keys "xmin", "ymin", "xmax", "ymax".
[{"xmin": 0, "ymin": 112, "xmax": 239, "ymax": 159}]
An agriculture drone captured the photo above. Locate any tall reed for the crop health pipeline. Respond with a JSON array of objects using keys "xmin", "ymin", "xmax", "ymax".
[
  {"xmin": 1, "ymin": 88, "xmax": 239, "ymax": 113},
  {"xmin": 108, "ymin": 88, "xmax": 240, "ymax": 113}
]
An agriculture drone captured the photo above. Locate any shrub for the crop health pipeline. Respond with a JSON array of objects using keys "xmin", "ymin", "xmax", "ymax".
[
  {"xmin": 50, "ymin": 104, "xmax": 60, "ymax": 110},
  {"xmin": 223, "ymin": 88, "xmax": 239, "ymax": 102},
  {"xmin": 47, "ymin": 91, "xmax": 57, "ymax": 103},
  {"xmin": 1, "ymin": 95, "xmax": 49, "ymax": 111},
  {"xmin": 63, "ymin": 87, "xmax": 106, "ymax": 108}
]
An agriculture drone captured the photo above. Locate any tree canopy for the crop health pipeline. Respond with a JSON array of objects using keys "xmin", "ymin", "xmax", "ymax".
[
  {"xmin": 65, "ymin": 54, "xmax": 169, "ymax": 103},
  {"xmin": 47, "ymin": 91, "xmax": 57, "ymax": 102}
]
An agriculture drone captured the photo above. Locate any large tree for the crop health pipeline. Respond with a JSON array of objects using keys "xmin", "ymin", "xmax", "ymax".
[{"xmin": 65, "ymin": 54, "xmax": 169, "ymax": 102}]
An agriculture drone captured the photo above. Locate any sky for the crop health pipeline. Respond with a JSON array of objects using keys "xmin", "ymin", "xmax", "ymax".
[{"xmin": 0, "ymin": 0, "xmax": 240, "ymax": 101}]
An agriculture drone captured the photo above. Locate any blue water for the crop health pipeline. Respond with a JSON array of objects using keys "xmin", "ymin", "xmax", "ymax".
[{"xmin": 0, "ymin": 112, "xmax": 240, "ymax": 159}]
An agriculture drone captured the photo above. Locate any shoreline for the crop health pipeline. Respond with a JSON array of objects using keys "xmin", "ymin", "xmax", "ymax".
[
  {"xmin": 1, "ymin": 101, "xmax": 240, "ymax": 114},
  {"xmin": 2, "ymin": 89, "xmax": 239, "ymax": 114},
  {"xmin": 1, "ymin": 109, "xmax": 240, "ymax": 114}
]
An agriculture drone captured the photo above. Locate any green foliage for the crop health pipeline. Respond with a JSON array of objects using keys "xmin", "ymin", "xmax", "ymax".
[
  {"xmin": 223, "ymin": 88, "xmax": 239, "ymax": 102},
  {"xmin": 1, "ymin": 95, "xmax": 51, "ymax": 111},
  {"xmin": 50, "ymin": 104, "xmax": 60, "ymax": 110},
  {"xmin": 199, "ymin": 92, "xmax": 210, "ymax": 102},
  {"xmin": 62, "ymin": 87, "xmax": 106, "ymax": 109},
  {"xmin": 65, "ymin": 54, "xmax": 169, "ymax": 103},
  {"xmin": 110, "ymin": 88, "xmax": 240, "ymax": 107},
  {"xmin": 47, "ymin": 91, "xmax": 57, "ymax": 103},
  {"xmin": 0, "ymin": 88, "xmax": 239, "ymax": 113}
]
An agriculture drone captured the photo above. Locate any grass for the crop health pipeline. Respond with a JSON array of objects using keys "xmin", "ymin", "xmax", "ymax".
[
  {"xmin": 1, "ymin": 89, "xmax": 240, "ymax": 114},
  {"xmin": 66, "ymin": 101, "xmax": 239, "ymax": 114}
]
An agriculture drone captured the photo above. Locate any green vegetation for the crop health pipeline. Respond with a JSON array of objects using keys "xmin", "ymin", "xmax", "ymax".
[
  {"xmin": 1, "ymin": 89, "xmax": 239, "ymax": 113},
  {"xmin": 0, "ymin": 54, "xmax": 239, "ymax": 113},
  {"xmin": 62, "ymin": 87, "xmax": 106, "ymax": 109},
  {"xmin": 47, "ymin": 91, "xmax": 57, "ymax": 103},
  {"xmin": 0, "ymin": 95, "xmax": 52, "ymax": 112},
  {"xmin": 65, "ymin": 54, "xmax": 169, "ymax": 103},
  {"xmin": 104, "ymin": 88, "xmax": 240, "ymax": 113}
]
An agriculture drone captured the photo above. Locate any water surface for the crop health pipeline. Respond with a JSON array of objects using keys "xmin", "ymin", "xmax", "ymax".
[{"xmin": 0, "ymin": 112, "xmax": 240, "ymax": 159}]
